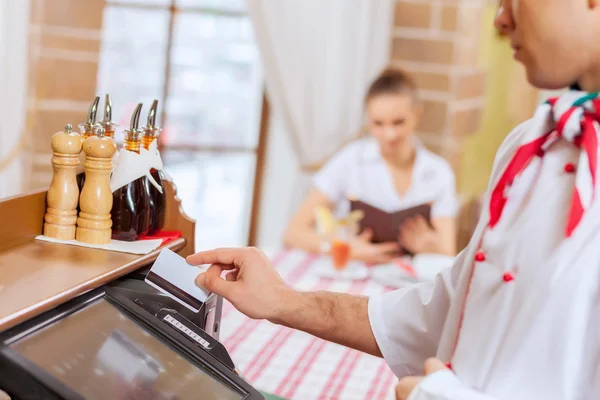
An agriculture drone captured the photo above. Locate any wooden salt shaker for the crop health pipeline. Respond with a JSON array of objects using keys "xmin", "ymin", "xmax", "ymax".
[
  {"xmin": 43, "ymin": 124, "xmax": 83, "ymax": 240},
  {"xmin": 76, "ymin": 126, "xmax": 117, "ymax": 244}
]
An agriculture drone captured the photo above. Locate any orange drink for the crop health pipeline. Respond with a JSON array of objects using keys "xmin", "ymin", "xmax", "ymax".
[{"xmin": 330, "ymin": 239, "xmax": 351, "ymax": 270}]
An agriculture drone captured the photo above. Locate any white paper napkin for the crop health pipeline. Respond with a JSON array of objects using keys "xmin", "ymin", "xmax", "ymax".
[
  {"xmin": 35, "ymin": 235, "xmax": 164, "ymax": 255},
  {"xmin": 110, "ymin": 140, "xmax": 164, "ymax": 193}
]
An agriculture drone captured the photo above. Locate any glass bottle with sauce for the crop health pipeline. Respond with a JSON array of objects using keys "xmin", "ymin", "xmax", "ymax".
[
  {"xmin": 77, "ymin": 96, "xmax": 100, "ymax": 193},
  {"xmin": 141, "ymin": 100, "xmax": 166, "ymax": 235},
  {"xmin": 111, "ymin": 103, "xmax": 150, "ymax": 241}
]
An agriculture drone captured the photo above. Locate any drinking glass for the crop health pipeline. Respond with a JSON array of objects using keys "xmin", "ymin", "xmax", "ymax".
[{"xmin": 329, "ymin": 224, "xmax": 352, "ymax": 271}]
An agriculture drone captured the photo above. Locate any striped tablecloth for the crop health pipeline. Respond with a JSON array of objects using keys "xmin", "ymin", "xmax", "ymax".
[{"xmin": 220, "ymin": 249, "xmax": 398, "ymax": 400}]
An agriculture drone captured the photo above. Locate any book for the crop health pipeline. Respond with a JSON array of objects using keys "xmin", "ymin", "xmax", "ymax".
[{"xmin": 349, "ymin": 200, "xmax": 432, "ymax": 246}]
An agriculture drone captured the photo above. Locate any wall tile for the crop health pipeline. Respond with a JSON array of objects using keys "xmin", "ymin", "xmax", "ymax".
[
  {"xmin": 395, "ymin": 1, "xmax": 432, "ymax": 29},
  {"xmin": 392, "ymin": 36, "xmax": 454, "ymax": 64}
]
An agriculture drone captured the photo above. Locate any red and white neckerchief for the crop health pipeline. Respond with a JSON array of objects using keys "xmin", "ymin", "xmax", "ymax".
[{"xmin": 489, "ymin": 91, "xmax": 600, "ymax": 237}]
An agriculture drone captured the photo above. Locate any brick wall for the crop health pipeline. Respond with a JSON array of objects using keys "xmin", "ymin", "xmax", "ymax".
[
  {"xmin": 26, "ymin": 0, "xmax": 105, "ymax": 190},
  {"xmin": 391, "ymin": 0, "xmax": 487, "ymax": 177}
]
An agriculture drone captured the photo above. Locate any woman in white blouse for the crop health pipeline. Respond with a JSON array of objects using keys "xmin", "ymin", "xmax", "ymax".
[{"xmin": 283, "ymin": 68, "xmax": 459, "ymax": 263}]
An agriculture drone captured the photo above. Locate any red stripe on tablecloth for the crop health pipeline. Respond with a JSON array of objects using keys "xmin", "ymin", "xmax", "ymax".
[
  {"xmin": 282, "ymin": 275, "xmax": 393, "ymax": 398},
  {"xmin": 281, "ymin": 280, "xmax": 368, "ymax": 398},
  {"xmin": 244, "ymin": 277, "xmax": 334, "ymax": 384},
  {"xmin": 286, "ymin": 253, "xmax": 319, "ymax": 283},
  {"xmin": 224, "ymin": 318, "xmax": 259, "ymax": 354},
  {"xmin": 221, "ymin": 250, "xmax": 291, "ymax": 318},
  {"xmin": 278, "ymin": 340, "xmax": 327, "ymax": 398},
  {"xmin": 327, "ymin": 281, "xmax": 373, "ymax": 399},
  {"xmin": 315, "ymin": 280, "xmax": 369, "ymax": 400},
  {"xmin": 245, "ymin": 329, "xmax": 296, "ymax": 382},
  {"xmin": 375, "ymin": 369, "xmax": 396, "ymax": 400},
  {"xmin": 330, "ymin": 351, "xmax": 362, "ymax": 398},
  {"xmin": 273, "ymin": 278, "xmax": 334, "ymax": 397},
  {"xmin": 317, "ymin": 348, "xmax": 354, "ymax": 400},
  {"xmin": 223, "ymin": 253, "xmax": 316, "ymax": 354},
  {"xmin": 364, "ymin": 361, "xmax": 390, "ymax": 399}
]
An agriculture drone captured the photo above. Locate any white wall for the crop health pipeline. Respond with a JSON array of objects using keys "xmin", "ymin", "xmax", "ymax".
[{"xmin": 255, "ymin": 109, "xmax": 302, "ymax": 249}]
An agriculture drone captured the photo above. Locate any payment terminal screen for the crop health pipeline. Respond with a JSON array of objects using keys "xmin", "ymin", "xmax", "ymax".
[{"xmin": 10, "ymin": 299, "xmax": 243, "ymax": 400}]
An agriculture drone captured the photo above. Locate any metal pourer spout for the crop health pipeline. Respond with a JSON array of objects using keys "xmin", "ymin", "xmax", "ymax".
[
  {"xmin": 79, "ymin": 96, "xmax": 100, "ymax": 137},
  {"xmin": 87, "ymin": 96, "xmax": 100, "ymax": 125},
  {"xmin": 147, "ymin": 100, "xmax": 158, "ymax": 129},
  {"xmin": 143, "ymin": 99, "xmax": 162, "ymax": 139},
  {"xmin": 103, "ymin": 94, "xmax": 112, "ymax": 122},
  {"xmin": 124, "ymin": 103, "xmax": 143, "ymax": 141},
  {"xmin": 99, "ymin": 94, "xmax": 118, "ymax": 137}
]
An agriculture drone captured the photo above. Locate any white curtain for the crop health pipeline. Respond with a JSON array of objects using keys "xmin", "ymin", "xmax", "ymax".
[
  {"xmin": 248, "ymin": 0, "xmax": 395, "ymax": 216},
  {"xmin": 0, "ymin": 0, "xmax": 30, "ymax": 199},
  {"xmin": 247, "ymin": 0, "xmax": 395, "ymax": 169}
]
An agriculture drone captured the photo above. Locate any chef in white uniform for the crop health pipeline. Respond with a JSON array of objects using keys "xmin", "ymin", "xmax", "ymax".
[{"xmin": 188, "ymin": 0, "xmax": 600, "ymax": 398}]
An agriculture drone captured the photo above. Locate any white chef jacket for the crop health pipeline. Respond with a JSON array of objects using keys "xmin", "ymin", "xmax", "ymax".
[
  {"xmin": 368, "ymin": 119, "xmax": 600, "ymax": 399},
  {"xmin": 313, "ymin": 138, "xmax": 458, "ymax": 219}
]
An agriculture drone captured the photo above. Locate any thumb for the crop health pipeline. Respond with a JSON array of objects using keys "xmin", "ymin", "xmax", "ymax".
[
  {"xmin": 358, "ymin": 228, "xmax": 373, "ymax": 242},
  {"xmin": 195, "ymin": 264, "xmax": 234, "ymax": 297},
  {"xmin": 424, "ymin": 358, "xmax": 447, "ymax": 375}
]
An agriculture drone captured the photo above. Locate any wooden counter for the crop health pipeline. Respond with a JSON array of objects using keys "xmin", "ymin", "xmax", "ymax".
[{"xmin": 0, "ymin": 178, "xmax": 195, "ymax": 333}]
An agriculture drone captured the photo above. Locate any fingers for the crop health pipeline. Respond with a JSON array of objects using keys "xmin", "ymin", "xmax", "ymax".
[
  {"xmin": 405, "ymin": 216, "xmax": 430, "ymax": 234},
  {"xmin": 373, "ymin": 254, "xmax": 395, "ymax": 264},
  {"xmin": 195, "ymin": 264, "xmax": 234, "ymax": 296},
  {"xmin": 424, "ymin": 358, "xmax": 447, "ymax": 375},
  {"xmin": 357, "ymin": 228, "xmax": 373, "ymax": 242},
  {"xmin": 395, "ymin": 376, "xmax": 422, "ymax": 400},
  {"xmin": 400, "ymin": 218, "xmax": 417, "ymax": 233},
  {"xmin": 397, "ymin": 230, "xmax": 414, "ymax": 250},
  {"xmin": 225, "ymin": 270, "xmax": 238, "ymax": 282},
  {"xmin": 187, "ymin": 247, "xmax": 261, "ymax": 267},
  {"xmin": 413, "ymin": 215, "xmax": 427, "ymax": 224},
  {"xmin": 374, "ymin": 242, "xmax": 400, "ymax": 254}
]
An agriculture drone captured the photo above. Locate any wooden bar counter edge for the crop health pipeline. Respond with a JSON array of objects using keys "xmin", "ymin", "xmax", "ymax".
[{"xmin": 0, "ymin": 177, "xmax": 195, "ymax": 333}]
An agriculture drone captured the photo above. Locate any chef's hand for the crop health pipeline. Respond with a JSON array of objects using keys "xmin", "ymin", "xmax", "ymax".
[
  {"xmin": 350, "ymin": 228, "xmax": 400, "ymax": 264},
  {"xmin": 396, "ymin": 358, "xmax": 447, "ymax": 400},
  {"xmin": 398, "ymin": 216, "xmax": 438, "ymax": 254},
  {"xmin": 188, "ymin": 247, "xmax": 291, "ymax": 321}
]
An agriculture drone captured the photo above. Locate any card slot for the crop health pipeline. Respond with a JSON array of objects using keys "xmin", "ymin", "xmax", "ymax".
[{"xmin": 146, "ymin": 271, "xmax": 204, "ymax": 312}]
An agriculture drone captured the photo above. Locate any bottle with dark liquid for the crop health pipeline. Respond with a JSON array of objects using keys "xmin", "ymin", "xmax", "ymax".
[
  {"xmin": 111, "ymin": 103, "xmax": 150, "ymax": 241},
  {"xmin": 142, "ymin": 100, "xmax": 166, "ymax": 235},
  {"xmin": 77, "ymin": 96, "xmax": 100, "ymax": 193}
]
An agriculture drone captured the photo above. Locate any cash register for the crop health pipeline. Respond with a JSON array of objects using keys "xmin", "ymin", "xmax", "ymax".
[
  {"xmin": 0, "ymin": 277, "xmax": 263, "ymax": 400},
  {"xmin": 0, "ymin": 178, "xmax": 265, "ymax": 400}
]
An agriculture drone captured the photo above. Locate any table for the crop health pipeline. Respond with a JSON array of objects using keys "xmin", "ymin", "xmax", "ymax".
[{"xmin": 220, "ymin": 249, "xmax": 398, "ymax": 400}]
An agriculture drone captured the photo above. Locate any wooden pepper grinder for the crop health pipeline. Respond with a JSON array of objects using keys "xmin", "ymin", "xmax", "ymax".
[
  {"xmin": 43, "ymin": 124, "xmax": 84, "ymax": 240},
  {"xmin": 76, "ymin": 126, "xmax": 117, "ymax": 244}
]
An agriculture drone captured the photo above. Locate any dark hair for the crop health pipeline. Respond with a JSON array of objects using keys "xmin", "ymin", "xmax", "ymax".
[{"xmin": 365, "ymin": 67, "xmax": 419, "ymax": 104}]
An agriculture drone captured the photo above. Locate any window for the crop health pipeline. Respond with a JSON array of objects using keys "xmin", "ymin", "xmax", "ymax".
[{"xmin": 97, "ymin": 0, "xmax": 264, "ymax": 250}]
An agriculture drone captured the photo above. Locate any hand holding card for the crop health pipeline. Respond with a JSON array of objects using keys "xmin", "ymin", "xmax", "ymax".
[{"xmin": 145, "ymin": 248, "xmax": 211, "ymax": 313}]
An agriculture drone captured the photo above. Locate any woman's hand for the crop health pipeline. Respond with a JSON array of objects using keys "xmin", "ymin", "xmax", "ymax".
[
  {"xmin": 350, "ymin": 229, "xmax": 400, "ymax": 264},
  {"xmin": 398, "ymin": 215, "xmax": 439, "ymax": 254}
]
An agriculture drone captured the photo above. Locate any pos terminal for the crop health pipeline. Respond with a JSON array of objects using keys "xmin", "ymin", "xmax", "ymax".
[{"xmin": 0, "ymin": 278, "xmax": 264, "ymax": 400}]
